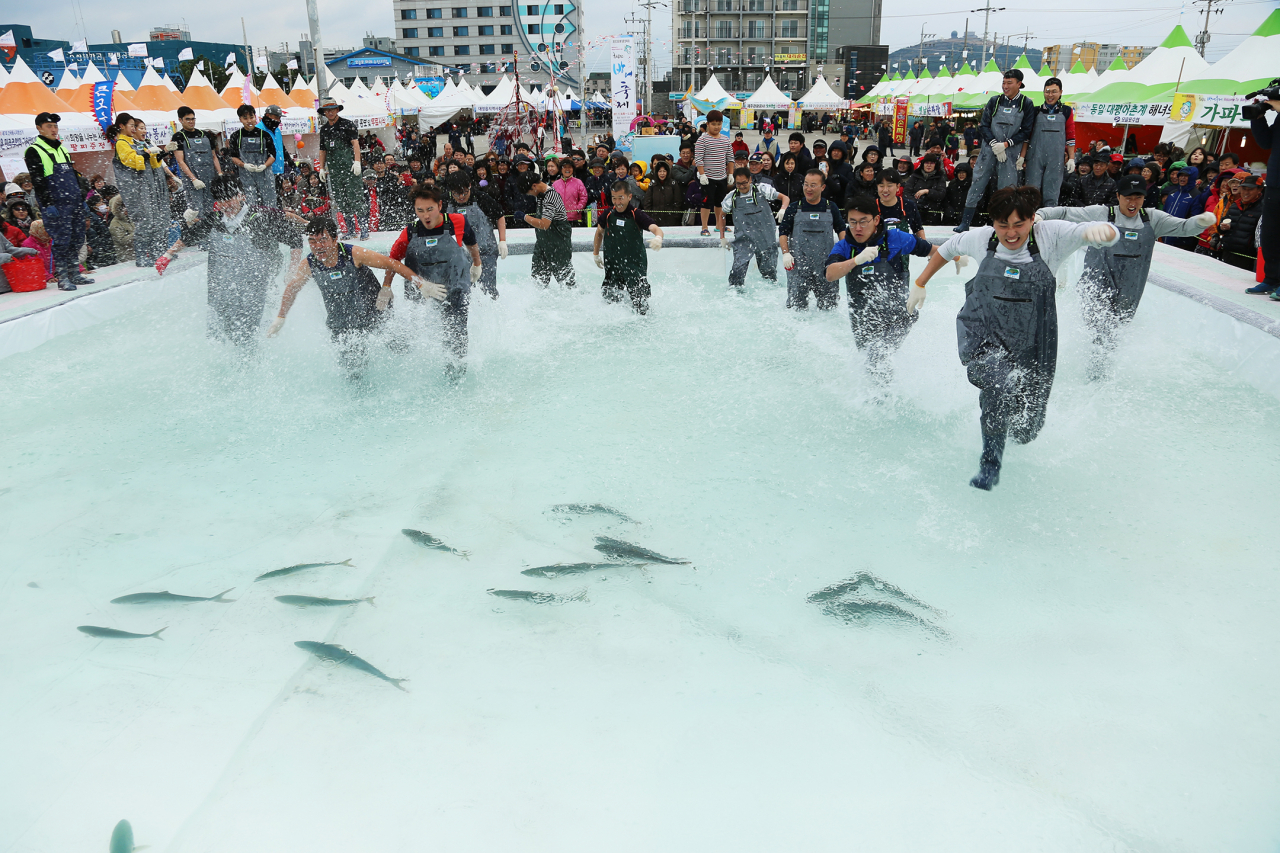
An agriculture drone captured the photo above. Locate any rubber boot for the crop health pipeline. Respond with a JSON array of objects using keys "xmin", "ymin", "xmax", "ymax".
[
  {"xmin": 953, "ymin": 206, "xmax": 976, "ymax": 233},
  {"xmin": 969, "ymin": 432, "xmax": 1005, "ymax": 491}
]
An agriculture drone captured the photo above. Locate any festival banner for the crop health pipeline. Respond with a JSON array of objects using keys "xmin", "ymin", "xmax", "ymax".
[
  {"xmin": 1165, "ymin": 92, "xmax": 1254, "ymax": 129},
  {"xmin": 92, "ymin": 81, "xmax": 114, "ymax": 131},
  {"xmin": 892, "ymin": 97, "xmax": 909, "ymax": 143},
  {"xmin": 610, "ymin": 37, "xmax": 637, "ymax": 142},
  {"xmin": 1072, "ymin": 100, "xmax": 1172, "ymax": 127},
  {"xmin": 909, "ymin": 101, "xmax": 952, "ymax": 117}
]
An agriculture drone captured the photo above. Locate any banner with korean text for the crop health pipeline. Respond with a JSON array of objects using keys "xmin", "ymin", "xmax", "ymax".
[
  {"xmin": 892, "ymin": 97, "xmax": 909, "ymax": 143},
  {"xmin": 611, "ymin": 37, "xmax": 637, "ymax": 142}
]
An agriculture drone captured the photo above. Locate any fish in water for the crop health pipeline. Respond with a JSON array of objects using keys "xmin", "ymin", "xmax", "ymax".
[
  {"xmin": 78, "ymin": 625, "xmax": 167, "ymax": 640},
  {"xmin": 808, "ymin": 572, "xmax": 942, "ymax": 615},
  {"xmin": 593, "ymin": 536, "xmax": 690, "ymax": 565},
  {"xmin": 112, "ymin": 588, "xmax": 236, "ymax": 605},
  {"xmin": 550, "ymin": 503, "xmax": 637, "ymax": 523},
  {"xmin": 255, "ymin": 559, "xmax": 354, "ymax": 582},
  {"xmin": 812, "ymin": 599, "xmax": 950, "ymax": 638},
  {"xmin": 520, "ymin": 561, "xmax": 639, "ymax": 578},
  {"xmin": 808, "ymin": 572, "xmax": 947, "ymax": 638},
  {"xmin": 488, "ymin": 588, "xmax": 587, "ymax": 604},
  {"xmin": 294, "ymin": 640, "xmax": 407, "ymax": 691},
  {"xmin": 402, "ymin": 529, "xmax": 470, "ymax": 557},
  {"xmin": 109, "ymin": 819, "xmax": 134, "ymax": 853},
  {"xmin": 275, "ymin": 595, "xmax": 376, "ymax": 608}
]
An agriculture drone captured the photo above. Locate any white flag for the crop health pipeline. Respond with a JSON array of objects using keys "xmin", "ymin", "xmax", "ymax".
[
  {"xmin": 109, "ymin": 53, "xmax": 119, "ymax": 65},
  {"xmin": 254, "ymin": 54, "xmax": 268, "ymax": 71},
  {"xmin": 68, "ymin": 62, "xmax": 78, "ymax": 72},
  {"xmin": 127, "ymin": 43, "xmax": 148, "ymax": 58},
  {"xmin": 287, "ymin": 58, "xmax": 298, "ymax": 70},
  {"xmin": 226, "ymin": 52, "xmax": 237, "ymax": 67},
  {"xmin": 48, "ymin": 48, "xmax": 65, "ymax": 63},
  {"xmin": 178, "ymin": 47, "xmax": 194, "ymax": 61},
  {"xmin": 71, "ymin": 39, "xmax": 87, "ymax": 54}
]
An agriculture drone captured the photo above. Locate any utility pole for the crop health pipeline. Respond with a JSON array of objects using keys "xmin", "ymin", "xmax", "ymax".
[
  {"xmin": 241, "ymin": 17, "xmax": 251, "ymax": 79},
  {"xmin": 918, "ymin": 24, "xmax": 935, "ymax": 74},
  {"xmin": 1193, "ymin": 0, "xmax": 1231, "ymax": 58},
  {"xmin": 639, "ymin": 1, "xmax": 669, "ymax": 117},
  {"xmin": 970, "ymin": 3, "xmax": 1006, "ymax": 67},
  {"xmin": 960, "ymin": 18, "xmax": 969, "ymax": 72},
  {"xmin": 625, "ymin": 12, "xmax": 647, "ymax": 113},
  {"xmin": 305, "ymin": 0, "xmax": 328, "ymax": 99}
]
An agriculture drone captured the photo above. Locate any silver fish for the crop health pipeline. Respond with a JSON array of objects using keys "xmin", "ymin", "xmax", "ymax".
[
  {"xmin": 813, "ymin": 599, "xmax": 950, "ymax": 638},
  {"xmin": 78, "ymin": 625, "xmax": 167, "ymax": 640},
  {"xmin": 275, "ymin": 595, "xmax": 375, "ymax": 608},
  {"xmin": 112, "ymin": 588, "xmax": 235, "ymax": 604},
  {"xmin": 808, "ymin": 573, "xmax": 941, "ymax": 614},
  {"xmin": 255, "ymin": 559, "xmax": 354, "ymax": 582},
  {"xmin": 295, "ymin": 640, "xmax": 407, "ymax": 691},
  {"xmin": 550, "ymin": 503, "xmax": 637, "ymax": 523},
  {"xmin": 487, "ymin": 588, "xmax": 587, "ymax": 604},
  {"xmin": 520, "ymin": 561, "xmax": 639, "ymax": 578},
  {"xmin": 402, "ymin": 529, "xmax": 470, "ymax": 557},
  {"xmin": 593, "ymin": 536, "xmax": 690, "ymax": 565}
]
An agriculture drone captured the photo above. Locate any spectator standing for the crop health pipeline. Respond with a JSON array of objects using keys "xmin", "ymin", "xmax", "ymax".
[
  {"xmin": 1219, "ymin": 175, "xmax": 1264, "ymax": 272},
  {"xmin": 24, "ymin": 111, "xmax": 92, "ymax": 290}
]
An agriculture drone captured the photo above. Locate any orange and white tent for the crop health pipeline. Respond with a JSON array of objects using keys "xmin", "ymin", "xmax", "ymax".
[
  {"xmin": 54, "ymin": 67, "xmax": 81, "ymax": 101},
  {"xmin": 220, "ymin": 67, "xmax": 262, "ymax": 109},
  {"xmin": 0, "ymin": 56, "xmax": 82, "ymax": 117},
  {"xmin": 289, "ymin": 75, "xmax": 318, "ymax": 110},
  {"xmin": 256, "ymin": 73, "xmax": 294, "ymax": 109},
  {"xmin": 130, "ymin": 66, "xmax": 185, "ymax": 112}
]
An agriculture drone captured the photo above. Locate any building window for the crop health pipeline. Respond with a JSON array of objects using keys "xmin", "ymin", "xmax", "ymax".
[
  {"xmin": 452, "ymin": 7, "xmax": 468, "ymax": 16},
  {"xmin": 500, "ymin": 5, "xmax": 512, "ymax": 13},
  {"xmin": 715, "ymin": 21, "xmax": 733, "ymax": 38},
  {"xmin": 527, "ymin": 23, "xmax": 540, "ymax": 34},
  {"xmin": 406, "ymin": 46, "xmax": 420, "ymax": 57},
  {"xmin": 526, "ymin": 4, "xmax": 539, "ymax": 14},
  {"xmin": 779, "ymin": 20, "xmax": 798, "ymax": 37},
  {"xmin": 455, "ymin": 45, "xmax": 471, "ymax": 54},
  {"xmin": 554, "ymin": 4, "xmax": 564, "ymax": 12},
  {"xmin": 426, "ymin": 7, "xmax": 442, "ymax": 16},
  {"xmin": 429, "ymin": 46, "xmax": 445, "ymax": 55},
  {"xmin": 501, "ymin": 43, "xmax": 514, "ymax": 53},
  {"xmin": 480, "ymin": 44, "xmax": 496, "ymax": 54},
  {"xmin": 748, "ymin": 20, "xmax": 767, "ymax": 38},
  {"xmin": 478, "ymin": 5, "xmax": 494, "ymax": 14},
  {"xmin": 428, "ymin": 27, "xmax": 444, "ymax": 36},
  {"xmin": 479, "ymin": 24, "xmax": 494, "ymax": 34},
  {"xmin": 500, "ymin": 24, "xmax": 513, "ymax": 34},
  {"xmin": 454, "ymin": 26, "xmax": 469, "ymax": 35},
  {"xmin": 780, "ymin": 0, "xmax": 798, "ymax": 8},
  {"xmin": 400, "ymin": 9, "xmax": 417, "ymax": 19},
  {"xmin": 403, "ymin": 28, "xmax": 418, "ymax": 38}
]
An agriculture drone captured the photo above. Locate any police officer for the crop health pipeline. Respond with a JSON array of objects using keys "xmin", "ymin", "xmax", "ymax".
[
  {"xmin": 954, "ymin": 69, "xmax": 1036, "ymax": 232},
  {"xmin": 316, "ymin": 98, "xmax": 369, "ymax": 241},
  {"xmin": 1021, "ymin": 77, "xmax": 1075, "ymax": 207},
  {"xmin": 24, "ymin": 112, "xmax": 92, "ymax": 290},
  {"xmin": 446, "ymin": 172, "xmax": 508, "ymax": 300},
  {"xmin": 270, "ymin": 217, "xmax": 432, "ymax": 381},
  {"xmin": 171, "ymin": 106, "xmax": 223, "ymax": 224},
  {"xmin": 912, "ymin": 186, "xmax": 1120, "ymax": 489},
  {"xmin": 591, "ymin": 181, "xmax": 664, "ymax": 314},
  {"xmin": 719, "ymin": 166, "xmax": 789, "ymax": 289},
  {"xmin": 227, "ymin": 104, "xmax": 276, "ymax": 208},
  {"xmin": 779, "ymin": 168, "xmax": 846, "ymax": 310},
  {"xmin": 1037, "ymin": 174, "xmax": 1217, "ymax": 378}
]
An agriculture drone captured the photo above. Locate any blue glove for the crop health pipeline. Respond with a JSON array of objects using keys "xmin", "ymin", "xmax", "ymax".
[{"xmin": 42, "ymin": 205, "xmax": 59, "ymax": 218}]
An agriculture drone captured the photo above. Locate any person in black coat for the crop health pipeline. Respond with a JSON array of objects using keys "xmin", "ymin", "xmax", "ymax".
[
  {"xmin": 846, "ymin": 161, "xmax": 879, "ymax": 207},
  {"xmin": 1059, "ymin": 158, "xmax": 1088, "ymax": 207},
  {"xmin": 774, "ymin": 152, "xmax": 806, "ymax": 205},
  {"xmin": 824, "ymin": 140, "xmax": 855, "ymax": 206},
  {"xmin": 877, "ymin": 120, "xmax": 895, "ymax": 155},
  {"xmin": 903, "ymin": 154, "xmax": 947, "ymax": 222},
  {"xmin": 859, "ymin": 145, "xmax": 884, "ymax": 172},
  {"xmin": 1078, "ymin": 155, "xmax": 1118, "ymax": 207},
  {"xmin": 942, "ymin": 162, "xmax": 971, "ymax": 224}
]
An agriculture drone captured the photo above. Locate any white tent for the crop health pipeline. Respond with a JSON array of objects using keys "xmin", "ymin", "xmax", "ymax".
[
  {"xmin": 1087, "ymin": 56, "xmax": 1131, "ymax": 96},
  {"xmin": 1060, "ymin": 61, "xmax": 1098, "ymax": 99},
  {"xmin": 418, "ymin": 79, "xmax": 475, "ymax": 125},
  {"xmin": 54, "ymin": 67, "xmax": 80, "ymax": 97},
  {"xmin": 327, "ymin": 79, "xmax": 351, "ymax": 103},
  {"xmin": 797, "ymin": 75, "xmax": 843, "ymax": 109},
  {"xmin": 695, "ymin": 75, "xmax": 741, "ymax": 106},
  {"xmin": 1172, "ymin": 8, "xmax": 1280, "ymax": 96},
  {"xmin": 1082, "ymin": 26, "xmax": 1209, "ymax": 103},
  {"xmin": 743, "ymin": 76, "xmax": 793, "ymax": 110},
  {"xmin": 388, "ymin": 79, "xmax": 427, "ymax": 113}
]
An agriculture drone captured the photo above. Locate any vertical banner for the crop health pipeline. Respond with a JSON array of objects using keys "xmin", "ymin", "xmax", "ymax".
[
  {"xmin": 610, "ymin": 36, "xmax": 636, "ymax": 143},
  {"xmin": 92, "ymin": 81, "xmax": 115, "ymax": 131},
  {"xmin": 892, "ymin": 97, "xmax": 909, "ymax": 144},
  {"xmin": 787, "ymin": 104, "xmax": 799, "ymax": 130}
]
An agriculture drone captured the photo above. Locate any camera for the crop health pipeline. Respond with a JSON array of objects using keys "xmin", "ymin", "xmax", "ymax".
[{"xmin": 1241, "ymin": 78, "xmax": 1280, "ymax": 121}]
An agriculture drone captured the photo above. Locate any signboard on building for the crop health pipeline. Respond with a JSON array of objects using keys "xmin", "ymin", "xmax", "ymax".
[
  {"xmin": 611, "ymin": 36, "xmax": 637, "ymax": 142},
  {"xmin": 774, "ymin": 53, "xmax": 807, "ymax": 64},
  {"xmin": 349, "ymin": 57, "xmax": 393, "ymax": 67},
  {"xmin": 1164, "ymin": 92, "xmax": 1253, "ymax": 129}
]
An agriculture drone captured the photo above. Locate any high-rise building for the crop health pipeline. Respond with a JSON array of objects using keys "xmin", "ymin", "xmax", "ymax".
[
  {"xmin": 1041, "ymin": 42, "xmax": 1155, "ymax": 75},
  {"xmin": 670, "ymin": 0, "xmax": 878, "ymax": 99},
  {"xmin": 150, "ymin": 26, "xmax": 192, "ymax": 42},
  {"xmin": 392, "ymin": 0, "xmax": 582, "ymax": 90}
]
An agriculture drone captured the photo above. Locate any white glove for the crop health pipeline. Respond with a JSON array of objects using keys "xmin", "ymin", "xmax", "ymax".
[
  {"xmin": 375, "ymin": 287, "xmax": 392, "ymax": 311},
  {"xmin": 469, "ymin": 263, "xmax": 482, "ymax": 284},
  {"xmin": 497, "ymin": 240, "xmax": 508, "ymax": 259},
  {"xmin": 1082, "ymin": 223, "xmax": 1117, "ymax": 245},
  {"xmin": 1219, "ymin": 218, "xmax": 1232, "ymax": 230},
  {"xmin": 775, "ymin": 208, "xmax": 786, "ymax": 223},
  {"xmin": 989, "ymin": 140, "xmax": 1007, "ymax": 155},
  {"xmin": 1016, "ymin": 155, "xmax": 1026, "ymax": 170},
  {"xmin": 191, "ymin": 178, "xmax": 206, "ymax": 190},
  {"xmin": 183, "ymin": 208, "xmax": 199, "ymax": 226},
  {"xmin": 782, "ymin": 252, "xmax": 795, "ymax": 271},
  {"xmin": 1192, "ymin": 211, "xmax": 1216, "ymax": 228},
  {"xmin": 699, "ymin": 173, "xmax": 709, "ymax": 186},
  {"xmin": 318, "ymin": 167, "xmax": 327, "ymax": 181},
  {"xmin": 164, "ymin": 141, "xmax": 179, "ymax": 152},
  {"xmin": 649, "ymin": 235, "xmax": 662, "ymax": 252},
  {"xmin": 905, "ymin": 284, "xmax": 926, "ymax": 315},
  {"xmin": 266, "ymin": 317, "xmax": 285, "ymax": 337},
  {"xmin": 593, "ymin": 253, "xmax": 604, "ymax": 269},
  {"xmin": 854, "ymin": 246, "xmax": 879, "ymax": 265},
  {"xmin": 351, "ymin": 161, "xmax": 362, "ymax": 176},
  {"xmin": 413, "ymin": 276, "xmax": 447, "ymax": 301},
  {"xmin": 146, "ymin": 146, "xmax": 162, "ymax": 156},
  {"xmin": 953, "ymin": 254, "xmax": 970, "ymax": 274}
]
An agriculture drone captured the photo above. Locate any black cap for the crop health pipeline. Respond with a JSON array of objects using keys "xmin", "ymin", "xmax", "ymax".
[
  {"xmin": 1240, "ymin": 174, "xmax": 1264, "ymax": 188},
  {"xmin": 813, "ymin": 139, "xmax": 827, "ymax": 149},
  {"xmin": 34, "ymin": 112, "xmax": 61, "ymax": 126},
  {"xmin": 1002, "ymin": 68, "xmax": 1025, "ymax": 88},
  {"xmin": 1115, "ymin": 175, "xmax": 1146, "ymax": 196}
]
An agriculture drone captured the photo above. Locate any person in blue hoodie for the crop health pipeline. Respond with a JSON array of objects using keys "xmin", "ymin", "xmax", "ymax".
[{"xmin": 1161, "ymin": 165, "xmax": 1202, "ymax": 250}]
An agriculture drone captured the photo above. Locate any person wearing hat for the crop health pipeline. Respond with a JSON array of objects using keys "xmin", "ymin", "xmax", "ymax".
[
  {"xmin": 446, "ymin": 171, "xmax": 508, "ymax": 300},
  {"xmin": 1021, "ymin": 76, "xmax": 1076, "ymax": 207},
  {"xmin": 316, "ymin": 98, "xmax": 370, "ymax": 241},
  {"xmin": 953, "ymin": 68, "xmax": 1036, "ymax": 232},
  {"xmin": 754, "ymin": 125, "xmax": 780, "ymax": 160},
  {"xmin": 1106, "ymin": 152, "xmax": 1125, "ymax": 180},
  {"xmin": 1080, "ymin": 154, "xmax": 1118, "ymax": 207},
  {"xmin": 746, "ymin": 151, "xmax": 775, "ymax": 188},
  {"xmin": 227, "ymin": 104, "xmax": 277, "ymax": 208},
  {"xmin": 258, "ymin": 104, "xmax": 287, "ymax": 182},
  {"xmin": 23, "ymin": 111, "xmax": 93, "ymax": 290},
  {"xmin": 1037, "ymin": 174, "xmax": 1217, "ymax": 378},
  {"xmin": 1217, "ymin": 174, "xmax": 1265, "ymax": 275},
  {"xmin": 170, "ymin": 106, "xmax": 224, "ymax": 228}
]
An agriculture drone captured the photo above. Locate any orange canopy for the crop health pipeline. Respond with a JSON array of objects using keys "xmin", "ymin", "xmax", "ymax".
[
  {"xmin": 180, "ymin": 69, "xmax": 237, "ymax": 112},
  {"xmin": 0, "ymin": 56, "xmax": 77, "ymax": 115},
  {"xmin": 131, "ymin": 67, "xmax": 186, "ymax": 112}
]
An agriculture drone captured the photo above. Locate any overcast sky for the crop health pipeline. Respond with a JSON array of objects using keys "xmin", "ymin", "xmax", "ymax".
[{"xmin": 22, "ymin": 0, "xmax": 1273, "ymax": 78}]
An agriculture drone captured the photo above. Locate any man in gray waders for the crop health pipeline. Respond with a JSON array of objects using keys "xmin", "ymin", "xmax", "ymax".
[
  {"xmin": 23, "ymin": 111, "xmax": 92, "ymax": 290},
  {"xmin": 384, "ymin": 185, "xmax": 483, "ymax": 380},
  {"xmin": 913, "ymin": 186, "xmax": 1121, "ymax": 490},
  {"xmin": 1020, "ymin": 76, "xmax": 1075, "ymax": 207},
  {"xmin": 719, "ymin": 166, "xmax": 789, "ymax": 289},
  {"xmin": 823, "ymin": 194, "xmax": 932, "ymax": 384},
  {"xmin": 446, "ymin": 172, "xmax": 508, "ymax": 299},
  {"xmin": 519, "ymin": 172, "xmax": 575, "ymax": 289},
  {"xmin": 954, "ymin": 70, "xmax": 1036, "ymax": 232},
  {"xmin": 269, "ymin": 217, "xmax": 436, "ymax": 381},
  {"xmin": 227, "ymin": 104, "xmax": 276, "ymax": 208},
  {"xmin": 779, "ymin": 168, "xmax": 846, "ymax": 310},
  {"xmin": 1037, "ymin": 174, "xmax": 1217, "ymax": 379},
  {"xmin": 199, "ymin": 176, "xmax": 302, "ymax": 348},
  {"xmin": 316, "ymin": 98, "xmax": 369, "ymax": 241},
  {"xmin": 591, "ymin": 181, "xmax": 664, "ymax": 314},
  {"xmin": 171, "ymin": 106, "xmax": 223, "ymax": 225}
]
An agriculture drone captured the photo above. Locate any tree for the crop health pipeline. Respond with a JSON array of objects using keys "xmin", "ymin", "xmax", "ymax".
[{"xmin": 177, "ymin": 54, "xmax": 231, "ymax": 91}]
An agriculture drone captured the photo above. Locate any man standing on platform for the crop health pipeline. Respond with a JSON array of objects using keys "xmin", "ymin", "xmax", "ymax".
[
  {"xmin": 1022, "ymin": 77, "xmax": 1075, "ymax": 207},
  {"xmin": 316, "ymin": 98, "xmax": 369, "ymax": 241},
  {"xmin": 24, "ymin": 112, "xmax": 93, "ymax": 291},
  {"xmin": 171, "ymin": 106, "xmax": 223, "ymax": 224},
  {"xmin": 954, "ymin": 69, "xmax": 1036, "ymax": 232}
]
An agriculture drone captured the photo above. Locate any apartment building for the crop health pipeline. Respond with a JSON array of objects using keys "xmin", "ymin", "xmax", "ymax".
[{"xmin": 1041, "ymin": 42, "xmax": 1155, "ymax": 75}]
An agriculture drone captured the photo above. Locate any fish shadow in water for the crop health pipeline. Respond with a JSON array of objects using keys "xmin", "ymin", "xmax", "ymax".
[{"xmin": 808, "ymin": 572, "xmax": 949, "ymax": 639}]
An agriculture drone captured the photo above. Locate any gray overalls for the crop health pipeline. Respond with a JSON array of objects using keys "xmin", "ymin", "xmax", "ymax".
[
  {"xmin": 1078, "ymin": 206, "xmax": 1157, "ymax": 366},
  {"xmin": 956, "ymin": 231, "xmax": 1059, "ymax": 472},
  {"xmin": 964, "ymin": 95, "xmax": 1028, "ymax": 208},
  {"xmin": 206, "ymin": 217, "xmax": 271, "ymax": 347},
  {"xmin": 449, "ymin": 198, "xmax": 499, "ymax": 298},
  {"xmin": 403, "ymin": 216, "xmax": 472, "ymax": 363},
  {"xmin": 237, "ymin": 128, "xmax": 277, "ymax": 209},
  {"xmin": 306, "ymin": 243, "xmax": 383, "ymax": 379},
  {"xmin": 113, "ymin": 138, "xmax": 166, "ymax": 264},
  {"xmin": 847, "ymin": 229, "xmax": 918, "ymax": 383},
  {"xmin": 729, "ymin": 187, "xmax": 778, "ymax": 288},
  {"xmin": 179, "ymin": 130, "xmax": 218, "ymax": 218},
  {"xmin": 786, "ymin": 203, "xmax": 838, "ymax": 310},
  {"xmin": 1024, "ymin": 106, "xmax": 1068, "ymax": 206}
]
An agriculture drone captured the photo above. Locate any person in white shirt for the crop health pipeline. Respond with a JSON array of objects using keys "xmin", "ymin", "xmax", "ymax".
[
  {"xmin": 719, "ymin": 166, "xmax": 789, "ymax": 289},
  {"xmin": 911, "ymin": 185, "xmax": 1119, "ymax": 490}
]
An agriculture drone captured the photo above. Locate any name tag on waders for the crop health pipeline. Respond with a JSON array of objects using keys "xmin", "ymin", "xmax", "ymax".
[
  {"xmin": 1004, "ymin": 267, "xmax": 1021, "ymax": 279},
  {"xmin": 860, "ymin": 264, "xmax": 876, "ymax": 276},
  {"xmin": 425, "ymin": 238, "xmax": 439, "ymax": 247},
  {"xmin": 329, "ymin": 271, "xmax": 343, "ymax": 280},
  {"xmin": 221, "ymin": 234, "xmax": 236, "ymax": 243},
  {"xmin": 1124, "ymin": 231, "xmax": 1140, "ymax": 240},
  {"xmin": 616, "ymin": 217, "xmax": 627, "ymax": 225},
  {"xmin": 810, "ymin": 213, "xmax": 820, "ymax": 219}
]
